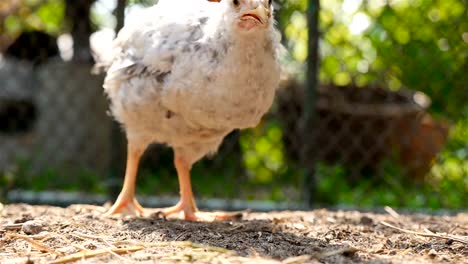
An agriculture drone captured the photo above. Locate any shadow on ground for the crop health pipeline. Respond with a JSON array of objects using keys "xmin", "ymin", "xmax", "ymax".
[{"xmin": 123, "ymin": 215, "xmax": 361, "ymax": 262}]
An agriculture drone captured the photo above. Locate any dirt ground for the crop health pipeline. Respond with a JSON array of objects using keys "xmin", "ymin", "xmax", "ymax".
[{"xmin": 0, "ymin": 203, "xmax": 467, "ymax": 264}]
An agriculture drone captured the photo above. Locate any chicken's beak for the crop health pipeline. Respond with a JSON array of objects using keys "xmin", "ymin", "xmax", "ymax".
[{"xmin": 240, "ymin": 3, "xmax": 270, "ymax": 24}]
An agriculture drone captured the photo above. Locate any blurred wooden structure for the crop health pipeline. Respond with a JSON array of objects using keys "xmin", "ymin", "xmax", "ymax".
[
  {"xmin": 277, "ymin": 80, "xmax": 449, "ymax": 181},
  {"xmin": 0, "ymin": 59, "xmax": 111, "ymax": 176}
]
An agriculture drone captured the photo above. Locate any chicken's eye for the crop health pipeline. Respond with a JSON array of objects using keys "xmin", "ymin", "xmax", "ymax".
[{"xmin": 233, "ymin": 0, "xmax": 239, "ymax": 6}]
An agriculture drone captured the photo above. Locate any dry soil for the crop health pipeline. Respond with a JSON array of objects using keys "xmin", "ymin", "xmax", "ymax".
[{"xmin": 0, "ymin": 203, "xmax": 467, "ymax": 263}]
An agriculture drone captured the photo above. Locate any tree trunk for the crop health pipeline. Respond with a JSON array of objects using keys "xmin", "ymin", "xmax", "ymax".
[{"xmin": 65, "ymin": 0, "xmax": 95, "ymax": 63}]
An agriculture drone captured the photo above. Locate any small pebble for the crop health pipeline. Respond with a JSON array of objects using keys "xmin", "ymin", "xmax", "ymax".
[
  {"xmin": 360, "ymin": 216, "xmax": 373, "ymax": 225},
  {"xmin": 292, "ymin": 223, "xmax": 305, "ymax": 230},
  {"xmin": 14, "ymin": 214, "xmax": 34, "ymax": 224},
  {"xmin": 22, "ymin": 220, "xmax": 44, "ymax": 235}
]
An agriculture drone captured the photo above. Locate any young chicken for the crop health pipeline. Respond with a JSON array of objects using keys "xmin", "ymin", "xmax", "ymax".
[{"xmin": 103, "ymin": 0, "xmax": 281, "ymax": 221}]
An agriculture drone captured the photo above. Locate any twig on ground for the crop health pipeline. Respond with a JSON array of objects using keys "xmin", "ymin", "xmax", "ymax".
[
  {"xmin": 380, "ymin": 221, "xmax": 468, "ymax": 245},
  {"xmin": 70, "ymin": 231, "xmax": 117, "ymax": 248},
  {"xmin": 68, "ymin": 204, "xmax": 107, "ymax": 213},
  {"xmin": 130, "ymin": 241, "xmax": 232, "ymax": 254},
  {"xmin": 312, "ymin": 247, "xmax": 359, "ymax": 259},
  {"xmin": 91, "ymin": 241, "xmax": 134, "ymax": 262},
  {"xmin": 383, "ymin": 206, "xmax": 400, "ymax": 219},
  {"xmin": 1, "ymin": 223, "xmax": 23, "ymax": 231},
  {"xmin": 6, "ymin": 233, "xmax": 59, "ymax": 255},
  {"xmin": 61, "ymin": 235, "xmax": 89, "ymax": 252},
  {"xmin": 71, "ymin": 231, "xmax": 113, "ymax": 241},
  {"xmin": 423, "ymin": 227, "xmax": 438, "ymax": 235},
  {"xmin": 448, "ymin": 224, "xmax": 460, "ymax": 234},
  {"xmin": 70, "ymin": 231, "xmax": 133, "ymax": 262},
  {"xmin": 49, "ymin": 246, "xmax": 144, "ymax": 264},
  {"xmin": 282, "ymin": 255, "xmax": 312, "ymax": 264},
  {"xmin": 174, "ymin": 231, "xmax": 190, "ymax": 241}
]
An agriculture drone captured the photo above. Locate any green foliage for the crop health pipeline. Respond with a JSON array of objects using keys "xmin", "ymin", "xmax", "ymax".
[
  {"xmin": 1, "ymin": 0, "xmax": 65, "ymax": 35},
  {"xmin": 238, "ymin": 121, "xmax": 304, "ymax": 201},
  {"xmin": 431, "ymin": 119, "xmax": 468, "ymax": 189},
  {"xmin": 315, "ymin": 158, "xmax": 467, "ymax": 210},
  {"xmin": 281, "ymin": 0, "xmax": 467, "ymax": 119},
  {"xmin": 241, "ymin": 122, "xmax": 286, "ymax": 185},
  {"xmin": 278, "ymin": 0, "xmax": 467, "ymax": 210},
  {"xmin": 0, "ymin": 159, "xmax": 107, "ymax": 196},
  {"xmin": 33, "ymin": 0, "xmax": 64, "ymax": 33},
  {"xmin": 366, "ymin": 1, "xmax": 467, "ymax": 118},
  {"xmin": 313, "ymin": 119, "xmax": 467, "ymax": 210}
]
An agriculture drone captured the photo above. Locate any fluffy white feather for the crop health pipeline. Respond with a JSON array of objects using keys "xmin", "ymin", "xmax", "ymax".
[{"xmin": 104, "ymin": 0, "xmax": 282, "ymax": 162}]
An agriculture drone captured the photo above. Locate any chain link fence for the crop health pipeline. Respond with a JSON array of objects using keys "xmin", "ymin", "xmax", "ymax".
[{"xmin": 0, "ymin": 0, "xmax": 466, "ymax": 210}]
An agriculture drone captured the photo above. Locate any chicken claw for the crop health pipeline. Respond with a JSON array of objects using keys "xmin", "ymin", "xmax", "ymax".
[
  {"xmin": 105, "ymin": 196, "xmax": 144, "ymax": 216},
  {"xmin": 151, "ymin": 202, "xmax": 243, "ymax": 221}
]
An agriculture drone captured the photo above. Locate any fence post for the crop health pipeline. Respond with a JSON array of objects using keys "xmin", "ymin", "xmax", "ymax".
[
  {"xmin": 115, "ymin": 0, "xmax": 126, "ymax": 34},
  {"xmin": 302, "ymin": 0, "xmax": 320, "ymax": 208}
]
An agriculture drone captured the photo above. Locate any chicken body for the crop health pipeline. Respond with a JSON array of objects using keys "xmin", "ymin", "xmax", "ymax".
[{"xmin": 104, "ymin": 0, "xmax": 281, "ymax": 221}]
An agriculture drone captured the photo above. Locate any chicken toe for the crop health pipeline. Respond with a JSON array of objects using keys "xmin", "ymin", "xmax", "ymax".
[
  {"xmin": 152, "ymin": 203, "xmax": 243, "ymax": 221},
  {"xmin": 105, "ymin": 196, "xmax": 144, "ymax": 216}
]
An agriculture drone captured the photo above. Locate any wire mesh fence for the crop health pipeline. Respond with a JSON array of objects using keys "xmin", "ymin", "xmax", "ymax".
[{"xmin": 0, "ymin": 0, "xmax": 466, "ymax": 210}]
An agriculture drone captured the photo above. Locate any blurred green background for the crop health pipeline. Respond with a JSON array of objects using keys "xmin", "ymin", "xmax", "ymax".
[{"xmin": 0, "ymin": 0, "xmax": 466, "ymax": 210}]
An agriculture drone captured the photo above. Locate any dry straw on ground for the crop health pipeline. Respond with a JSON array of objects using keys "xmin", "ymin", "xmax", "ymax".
[{"xmin": 0, "ymin": 203, "xmax": 467, "ymax": 263}]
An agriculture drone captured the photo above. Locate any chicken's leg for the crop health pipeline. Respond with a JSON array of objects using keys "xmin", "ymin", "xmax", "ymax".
[
  {"xmin": 159, "ymin": 152, "xmax": 242, "ymax": 221},
  {"xmin": 105, "ymin": 144, "xmax": 144, "ymax": 216}
]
